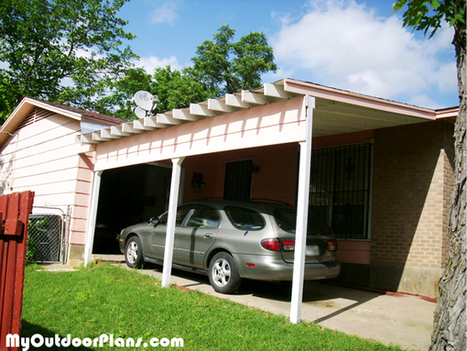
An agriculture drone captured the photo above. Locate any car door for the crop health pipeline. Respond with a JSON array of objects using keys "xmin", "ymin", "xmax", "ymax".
[
  {"xmin": 173, "ymin": 205, "xmax": 220, "ymax": 269},
  {"xmin": 145, "ymin": 205, "xmax": 195, "ymax": 260}
]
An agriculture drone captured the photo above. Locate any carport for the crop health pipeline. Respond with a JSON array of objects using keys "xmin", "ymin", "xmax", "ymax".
[{"xmin": 79, "ymin": 78, "xmax": 439, "ymax": 323}]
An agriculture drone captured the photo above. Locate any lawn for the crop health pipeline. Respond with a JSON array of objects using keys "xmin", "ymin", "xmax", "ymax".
[{"xmin": 20, "ymin": 263, "xmax": 404, "ymax": 350}]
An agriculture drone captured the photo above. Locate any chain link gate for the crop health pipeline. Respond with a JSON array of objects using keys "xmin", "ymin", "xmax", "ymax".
[{"xmin": 27, "ymin": 206, "xmax": 67, "ymax": 263}]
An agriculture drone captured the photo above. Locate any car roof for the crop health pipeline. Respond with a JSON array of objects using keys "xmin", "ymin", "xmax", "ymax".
[{"xmin": 184, "ymin": 199, "xmax": 294, "ymax": 213}]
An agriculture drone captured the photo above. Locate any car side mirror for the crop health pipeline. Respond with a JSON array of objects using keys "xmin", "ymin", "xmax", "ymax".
[{"xmin": 149, "ymin": 217, "xmax": 160, "ymax": 226}]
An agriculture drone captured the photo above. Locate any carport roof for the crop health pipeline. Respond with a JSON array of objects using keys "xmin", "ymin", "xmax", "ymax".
[{"xmin": 79, "ymin": 78, "xmax": 458, "ymax": 145}]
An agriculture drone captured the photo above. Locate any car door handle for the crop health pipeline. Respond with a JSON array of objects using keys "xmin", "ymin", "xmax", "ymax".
[{"xmin": 203, "ymin": 234, "xmax": 213, "ymax": 239}]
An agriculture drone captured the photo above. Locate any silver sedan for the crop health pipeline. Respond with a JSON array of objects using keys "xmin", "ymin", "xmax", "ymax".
[{"xmin": 118, "ymin": 199, "xmax": 341, "ymax": 294}]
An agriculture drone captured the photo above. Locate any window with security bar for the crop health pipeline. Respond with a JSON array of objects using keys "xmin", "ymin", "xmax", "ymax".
[{"xmin": 310, "ymin": 143, "xmax": 372, "ymax": 240}]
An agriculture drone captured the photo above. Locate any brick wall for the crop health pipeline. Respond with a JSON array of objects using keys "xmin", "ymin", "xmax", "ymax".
[{"xmin": 370, "ymin": 120, "xmax": 454, "ymax": 297}]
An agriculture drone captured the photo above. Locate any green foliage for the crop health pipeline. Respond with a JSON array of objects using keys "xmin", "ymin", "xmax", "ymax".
[
  {"xmin": 192, "ymin": 25, "xmax": 278, "ymax": 96},
  {"xmin": 26, "ymin": 217, "xmax": 48, "ymax": 263},
  {"xmin": 392, "ymin": 0, "xmax": 466, "ymax": 37},
  {"xmin": 150, "ymin": 66, "xmax": 214, "ymax": 114},
  {"xmin": 104, "ymin": 66, "xmax": 214, "ymax": 120},
  {"xmin": 26, "ymin": 216, "xmax": 53, "ymax": 263},
  {"xmin": 104, "ymin": 25, "xmax": 277, "ymax": 120},
  {"xmin": 0, "ymin": 0, "xmax": 137, "ymax": 122},
  {"xmin": 22, "ymin": 264, "xmax": 403, "ymax": 350}
]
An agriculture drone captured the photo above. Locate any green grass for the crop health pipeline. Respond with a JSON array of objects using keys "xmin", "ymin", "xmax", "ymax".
[{"xmin": 21, "ymin": 263, "xmax": 404, "ymax": 350}]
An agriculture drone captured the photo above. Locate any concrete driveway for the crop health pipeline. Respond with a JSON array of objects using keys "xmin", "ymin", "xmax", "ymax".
[{"xmin": 91, "ymin": 255, "xmax": 435, "ymax": 351}]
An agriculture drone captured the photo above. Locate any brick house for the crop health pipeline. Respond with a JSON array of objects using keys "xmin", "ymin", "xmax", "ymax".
[{"xmin": 0, "ymin": 79, "xmax": 458, "ymax": 298}]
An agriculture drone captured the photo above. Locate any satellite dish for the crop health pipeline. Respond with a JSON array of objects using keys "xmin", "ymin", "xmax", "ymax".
[
  {"xmin": 133, "ymin": 91, "xmax": 157, "ymax": 111},
  {"xmin": 134, "ymin": 106, "xmax": 148, "ymax": 119}
]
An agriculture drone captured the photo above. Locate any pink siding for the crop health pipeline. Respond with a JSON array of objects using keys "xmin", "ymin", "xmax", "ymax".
[{"xmin": 181, "ymin": 143, "xmax": 299, "ymax": 205}]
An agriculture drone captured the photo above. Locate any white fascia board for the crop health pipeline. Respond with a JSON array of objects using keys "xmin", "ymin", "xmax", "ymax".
[
  {"xmin": 173, "ymin": 108, "xmax": 198, "ymax": 121},
  {"xmin": 133, "ymin": 118, "xmax": 162, "ymax": 130},
  {"xmin": 156, "ymin": 113, "xmax": 182, "ymax": 125},
  {"xmin": 110, "ymin": 125, "xmax": 132, "ymax": 137},
  {"xmin": 99, "ymin": 127, "xmax": 120, "ymax": 140},
  {"xmin": 24, "ymin": 98, "xmax": 82, "ymax": 121},
  {"xmin": 121, "ymin": 122, "xmax": 138, "ymax": 134},
  {"xmin": 144, "ymin": 116, "xmax": 166, "ymax": 129},
  {"xmin": 92, "ymin": 131, "xmax": 105, "ymax": 142},
  {"xmin": 189, "ymin": 103, "xmax": 216, "ymax": 117},
  {"xmin": 80, "ymin": 133, "xmax": 99, "ymax": 144},
  {"xmin": 241, "ymin": 90, "xmax": 268, "ymax": 105},
  {"xmin": 264, "ymin": 83, "xmax": 291, "ymax": 99},
  {"xmin": 208, "ymin": 98, "xmax": 234, "ymax": 113},
  {"xmin": 225, "ymin": 93, "xmax": 251, "ymax": 109}
]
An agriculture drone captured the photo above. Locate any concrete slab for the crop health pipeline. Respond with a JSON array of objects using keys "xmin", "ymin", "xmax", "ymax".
[{"xmin": 43, "ymin": 255, "xmax": 436, "ymax": 350}]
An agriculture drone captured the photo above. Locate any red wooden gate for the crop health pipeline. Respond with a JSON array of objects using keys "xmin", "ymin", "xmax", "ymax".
[{"xmin": 0, "ymin": 191, "xmax": 34, "ymax": 351}]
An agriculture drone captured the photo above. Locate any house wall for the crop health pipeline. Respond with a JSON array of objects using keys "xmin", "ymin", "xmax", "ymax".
[
  {"xmin": 181, "ymin": 143, "xmax": 300, "ymax": 205},
  {"xmin": 181, "ymin": 139, "xmax": 374, "ymax": 277},
  {"xmin": 370, "ymin": 120, "xmax": 454, "ymax": 298},
  {"xmin": 178, "ymin": 122, "xmax": 454, "ymax": 298},
  {"xmin": 0, "ymin": 111, "xmax": 93, "ymax": 260}
]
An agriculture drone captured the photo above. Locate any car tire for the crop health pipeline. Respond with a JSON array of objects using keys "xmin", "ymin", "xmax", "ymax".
[
  {"xmin": 208, "ymin": 252, "xmax": 241, "ymax": 294},
  {"xmin": 125, "ymin": 236, "xmax": 144, "ymax": 268}
]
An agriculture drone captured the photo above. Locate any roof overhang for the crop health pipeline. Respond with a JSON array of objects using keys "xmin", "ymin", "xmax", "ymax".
[
  {"xmin": 80, "ymin": 78, "xmax": 456, "ymax": 145},
  {"xmin": 0, "ymin": 97, "xmax": 83, "ymax": 147}
]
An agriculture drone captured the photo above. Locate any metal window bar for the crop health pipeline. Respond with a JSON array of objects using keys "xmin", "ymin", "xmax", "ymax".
[{"xmin": 310, "ymin": 144, "xmax": 372, "ymax": 240}]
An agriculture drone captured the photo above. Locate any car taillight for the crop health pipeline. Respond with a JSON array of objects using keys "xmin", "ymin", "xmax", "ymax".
[
  {"xmin": 327, "ymin": 240, "xmax": 337, "ymax": 252},
  {"xmin": 261, "ymin": 239, "xmax": 295, "ymax": 252},
  {"xmin": 261, "ymin": 239, "xmax": 281, "ymax": 251},
  {"xmin": 281, "ymin": 240, "xmax": 295, "ymax": 251}
]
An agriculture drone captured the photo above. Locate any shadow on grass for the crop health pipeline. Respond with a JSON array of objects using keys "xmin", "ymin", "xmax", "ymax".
[{"xmin": 21, "ymin": 320, "xmax": 94, "ymax": 351}]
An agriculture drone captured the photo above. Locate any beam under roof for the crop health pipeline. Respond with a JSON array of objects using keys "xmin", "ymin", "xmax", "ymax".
[{"xmin": 79, "ymin": 78, "xmax": 451, "ymax": 145}]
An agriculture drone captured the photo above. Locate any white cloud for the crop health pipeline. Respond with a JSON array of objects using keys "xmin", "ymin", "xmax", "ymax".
[
  {"xmin": 149, "ymin": 0, "xmax": 182, "ymax": 25},
  {"xmin": 271, "ymin": 0, "xmax": 457, "ymax": 104},
  {"xmin": 407, "ymin": 94, "xmax": 445, "ymax": 109},
  {"xmin": 134, "ymin": 55, "xmax": 182, "ymax": 73}
]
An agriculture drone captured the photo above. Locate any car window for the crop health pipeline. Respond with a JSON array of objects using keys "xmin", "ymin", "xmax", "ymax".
[
  {"xmin": 224, "ymin": 206, "xmax": 265, "ymax": 230},
  {"xmin": 186, "ymin": 205, "xmax": 220, "ymax": 228},
  {"xmin": 158, "ymin": 213, "xmax": 168, "ymax": 225},
  {"xmin": 158, "ymin": 205, "xmax": 194, "ymax": 226},
  {"xmin": 273, "ymin": 207, "xmax": 332, "ymax": 235}
]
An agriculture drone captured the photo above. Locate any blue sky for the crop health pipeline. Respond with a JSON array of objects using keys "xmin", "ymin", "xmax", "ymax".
[{"xmin": 118, "ymin": 0, "xmax": 459, "ymax": 109}]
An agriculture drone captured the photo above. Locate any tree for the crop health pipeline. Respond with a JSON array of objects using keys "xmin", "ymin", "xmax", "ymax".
[
  {"xmin": 105, "ymin": 26, "xmax": 278, "ymax": 120},
  {"xmin": 393, "ymin": 1, "xmax": 466, "ymax": 350},
  {"xmin": 103, "ymin": 66, "xmax": 213, "ymax": 120},
  {"xmin": 191, "ymin": 25, "xmax": 277, "ymax": 96},
  {"xmin": 0, "ymin": 0, "xmax": 137, "ymax": 121}
]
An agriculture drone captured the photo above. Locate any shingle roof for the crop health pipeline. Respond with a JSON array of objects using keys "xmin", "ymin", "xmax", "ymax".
[{"xmin": 25, "ymin": 97, "xmax": 125, "ymax": 126}]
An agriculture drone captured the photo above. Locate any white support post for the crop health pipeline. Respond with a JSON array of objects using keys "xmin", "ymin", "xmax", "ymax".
[
  {"xmin": 84, "ymin": 171, "xmax": 103, "ymax": 266},
  {"xmin": 161, "ymin": 157, "xmax": 185, "ymax": 288},
  {"xmin": 290, "ymin": 95, "xmax": 315, "ymax": 324}
]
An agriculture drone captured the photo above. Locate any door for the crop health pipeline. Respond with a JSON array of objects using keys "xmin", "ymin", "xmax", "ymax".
[
  {"xmin": 174, "ymin": 205, "xmax": 220, "ymax": 268},
  {"xmin": 224, "ymin": 160, "xmax": 254, "ymax": 201},
  {"xmin": 146, "ymin": 204, "xmax": 195, "ymax": 259}
]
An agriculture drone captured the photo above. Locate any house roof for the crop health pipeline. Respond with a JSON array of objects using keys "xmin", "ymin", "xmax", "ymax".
[
  {"xmin": 0, "ymin": 97, "xmax": 124, "ymax": 147},
  {"xmin": 80, "ymin": 78, "xmax": 459, "ymax": 145},
  {"xmin": 1, "ymin": 79, "xmax": 458, "ymax": 149}
]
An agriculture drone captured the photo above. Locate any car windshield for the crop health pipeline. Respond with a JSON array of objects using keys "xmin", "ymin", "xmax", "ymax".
[{"xmin": 273, "ymin": 207, "xmax": 332, "ymax": 236}]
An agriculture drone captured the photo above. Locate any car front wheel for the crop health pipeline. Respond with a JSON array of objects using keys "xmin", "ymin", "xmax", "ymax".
[
  {"xmin": 125, "ymin": 236, "xmax": 144, "ymax": 268},
  {"xmin": 208, "ymin": 252, "xmax": 241, "ymax": 294}
]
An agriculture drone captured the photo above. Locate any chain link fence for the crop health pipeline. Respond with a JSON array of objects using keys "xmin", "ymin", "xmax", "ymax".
[{"xmin": 27, "ymin": 206, "xmax": 67, "ymax": 263}]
